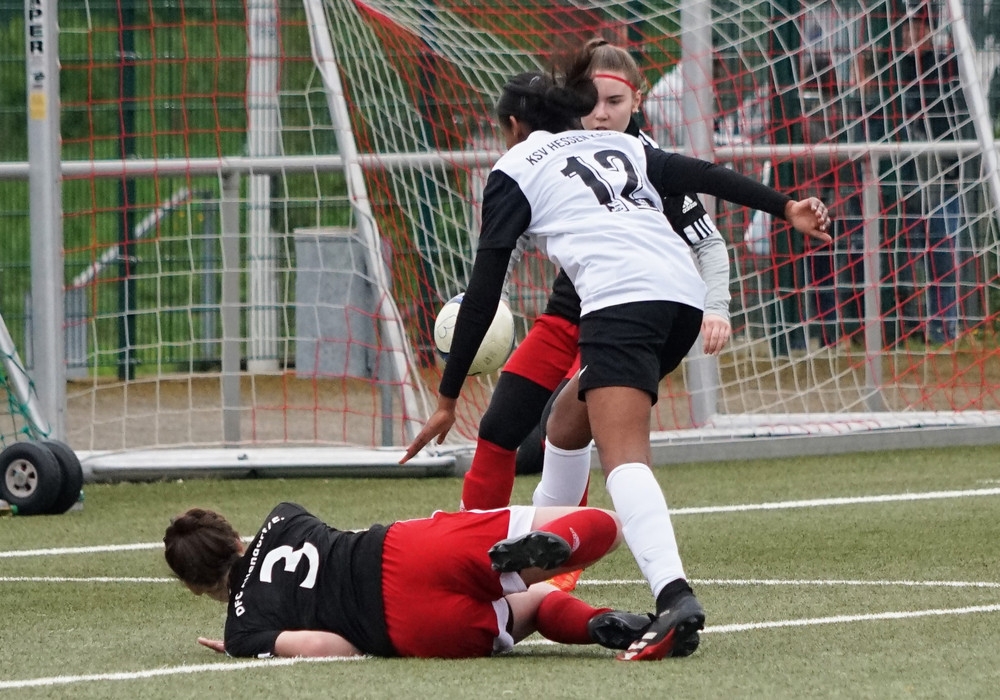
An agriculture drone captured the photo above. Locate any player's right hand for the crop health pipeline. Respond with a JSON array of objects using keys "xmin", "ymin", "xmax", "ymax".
[
  {"xmin": 197, "ymin": 637, "xmax": 226, "ymax": 654},
  {"xmin": 399, "ymin": 397, "xmax": 457, "ymax": 464}
]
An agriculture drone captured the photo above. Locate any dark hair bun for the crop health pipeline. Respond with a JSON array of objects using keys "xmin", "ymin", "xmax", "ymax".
[{"xmin": 496, "ymin": 71, "xmax": 596, "ymax": 133}]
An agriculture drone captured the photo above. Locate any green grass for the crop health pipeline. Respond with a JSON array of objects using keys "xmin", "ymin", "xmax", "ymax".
[{"xmin": 2, "ymin": 445, "xmax": 1000, "ymax": 698}]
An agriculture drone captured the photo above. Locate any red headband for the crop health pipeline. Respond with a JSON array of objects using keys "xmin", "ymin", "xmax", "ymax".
[{"xmin": 591, "ymin": 73, "xmax": 639, "ymax": 92}]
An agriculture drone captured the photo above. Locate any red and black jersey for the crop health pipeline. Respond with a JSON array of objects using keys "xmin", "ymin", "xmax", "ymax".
[{"xmin": 224, "ymin": 502, "xmax": 393, "ymax": 658}]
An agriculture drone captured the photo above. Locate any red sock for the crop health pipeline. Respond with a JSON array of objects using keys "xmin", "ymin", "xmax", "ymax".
[
  {"xmin": 539, "ymin": 509, "xmax": 617, "ymax": 569},
  {"xmin": 535, "ymin": 591, "xmax": 609, "ymax": 644},
  {"xmin": 460, "ymin": 438, "xmax": 516, "ymax": 511}
]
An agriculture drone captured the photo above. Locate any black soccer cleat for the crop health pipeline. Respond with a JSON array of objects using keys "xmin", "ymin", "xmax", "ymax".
[
  {"xmin": 488, "ymin": 530, "xmax": 572, "ymax": 573},
  {"xmin": 670, "ymin": 630, "xmax": 701, "ymax": 657},
  {"xmin": 587, "ymin": 610, "xmax": 655, "ymax": 650},
  {"xmin": 616, "ymin": 592, "xmax": 705, "ymax": 661}
]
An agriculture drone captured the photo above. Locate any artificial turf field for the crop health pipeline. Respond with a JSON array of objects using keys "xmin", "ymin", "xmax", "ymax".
[{"xmin": 2, "ymin": 444, "xmax": 999, "ymax": 698}]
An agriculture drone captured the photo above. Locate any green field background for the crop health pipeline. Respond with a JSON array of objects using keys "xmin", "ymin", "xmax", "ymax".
[{"xmin": 2, "ymin": 445, "xmax": 999, "ymax": 698}]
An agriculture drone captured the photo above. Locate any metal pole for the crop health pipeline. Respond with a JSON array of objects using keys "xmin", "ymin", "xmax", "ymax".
[
  {"xmin": 861, "ymin": 155, "xmax": 886, "ymax": 411},
  {"xmin": 946, "ymin": 0, "xmax": 1000, "ymax": 223},
  {"xmin": 220, "ymin": 173, "xmax": 243, "ymax": 443},
  {"xmin": 304, "ymin": 0, "xmax": 430, "ymax": 442},
  {"xmin": 25, "ymin": 0, "xmax": 63, "ymax": 438},
  {"xmin": 117, "ymin": 0, "xmax": 137, "ymax": 380},
  {"xmin": 681, "ymin": 0, "xmax": 720, "ymax": 425},
  {"xmin": 246, "ymin": 0, "xmax": 280, "ymax": 373}
]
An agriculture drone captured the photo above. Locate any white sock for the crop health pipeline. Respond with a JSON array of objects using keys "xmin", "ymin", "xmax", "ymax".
[
  {"xmin": 531, "ymin": 438, "xmax": 592, "ymax": 507},
  {"xmin": 605, "ymin": 462, "xmax": 686, "ymax": 598}
]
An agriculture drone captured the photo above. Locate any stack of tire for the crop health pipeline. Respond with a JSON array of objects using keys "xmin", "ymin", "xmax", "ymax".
[{"xmin": 0, "ymin": 440, "xmax": 84, "ymax": 515}]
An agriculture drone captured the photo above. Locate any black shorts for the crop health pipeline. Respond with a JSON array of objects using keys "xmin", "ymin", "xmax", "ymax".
[{"xmin": 577, "ymin": 301, "xmax": 703, "ymax": 404}]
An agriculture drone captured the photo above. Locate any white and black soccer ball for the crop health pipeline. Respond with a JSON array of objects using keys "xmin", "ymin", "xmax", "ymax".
[{"xmin": 434, "ymin": 294, "xmax": 515, "ymax": 376}]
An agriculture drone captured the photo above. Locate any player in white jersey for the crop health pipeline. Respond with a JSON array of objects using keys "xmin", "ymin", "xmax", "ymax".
[
  {"xmin": 401, "ymin": 67, "xmax": 831, "ymax": 660},
  {"xmin": 461, "ymin": 39, "xmax": 736, "ymax": 530},
  {"xmin": 520, "ymin": 37, "xmax": 740, "ymax": 595}
]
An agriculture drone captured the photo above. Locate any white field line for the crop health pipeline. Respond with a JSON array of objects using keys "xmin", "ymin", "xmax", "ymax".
[
  {"xmin": 704, "ymin": 604, "xmax": 1000, "ymax": 634},
  {"xmin": 4, "ymin": 576, "xmax": 1000, "ymax": 590},
  {"xmin": 4, "ymin": 485, "xmax": 1000, "ymax": 560},
  {"xmin": 0, "ymin": 542, "xmax": 163, "ymax": 558},
  {"xmin": 519, "ymin": 602, "xmax": 1000, "ymax": 646},
  {"xmin": 0, "ymin": 536, "xmax": 255, "ymax": 559},
  {"xmin": 671, "ymin": 486, "xmax": 1000, "ymax": 515},
  {"xmin": 0, "ymin": 576, "xmax": 173, "ymax": 583},
  {"xmin": 0, "ymin": 656, "xmax": 364, "ymax": 690},
  {"xmin": 2, "ymin": 603, "xmax": 998, "ymax": 689},
  {"xmin": 7, "ymin": 488, "xmax": 1000, "ymax": 559}
]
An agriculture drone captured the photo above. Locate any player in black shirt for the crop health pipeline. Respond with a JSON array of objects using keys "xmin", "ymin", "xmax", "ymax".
[{"xmin": 164, "ymin": 501, "xmax": 659, "ymax": 659}]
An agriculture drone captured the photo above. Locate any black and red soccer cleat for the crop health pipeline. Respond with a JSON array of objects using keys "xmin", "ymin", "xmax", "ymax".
[
  {"xmin": 587, "ymin": 610, "xmax": 655, "ymax": 650},
  {"xmin": 616, "ymin": 592, "xmax": 705, "ymax": 661}
]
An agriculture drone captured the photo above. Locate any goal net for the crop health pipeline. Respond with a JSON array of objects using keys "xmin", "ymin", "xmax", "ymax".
[
  {"xmin": 7, "ymin": 0, "xmax": 998, "ymax": 473},
  {"xmin": 306, "ymin": 0, "xmax": 1000, "ymax": 446}
]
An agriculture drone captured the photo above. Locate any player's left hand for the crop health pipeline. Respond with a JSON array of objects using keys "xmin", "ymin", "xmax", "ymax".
[
  {"xmin": 197, "ymin": 637, "xmax": 226, "ymax": 654},
  {"xmin": 785, "ymin": 197, "xmax": 832, "ymax": 243},
  {"xmin": 399, "ymin": 397, "xmax": 458, "ymax": 464},
  {"xmin": 701, "ymin": 314, "xmax": 732, "ymax": 355}
]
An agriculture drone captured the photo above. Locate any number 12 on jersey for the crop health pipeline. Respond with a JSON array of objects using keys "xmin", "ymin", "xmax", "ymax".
[{"xmin": 560, "ymin": 149, "xmax": 657, "ymax": 212}]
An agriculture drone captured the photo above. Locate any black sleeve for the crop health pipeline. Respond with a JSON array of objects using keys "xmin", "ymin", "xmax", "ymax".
[
  {"xmin": 224, "ymin": 629, "xmax": 280, "ymax": 658},
  {"xmin": 438, "ymin": 170, "xmax": 529, "ymax": 398},
  {"xmin": 476, "ymin": 170, "xmax": 532, "ymax": 250},
  {"xmin": 438, "ymin": 249, "xmax": 510, "ymax": 398},
  {"xmin": 645, "ymin": 148, "xmax": 791, "ymax": 219},
  {"xmin": 661, "ymin": 194, "xmax": 709, "ymax": 246}
]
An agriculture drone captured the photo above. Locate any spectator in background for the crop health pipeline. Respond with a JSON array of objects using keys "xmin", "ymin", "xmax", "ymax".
[
  {"xmin": 799, "ymin": 51, "xmax": 865, "ymax": 348},
  {"xmin": 893, "ymin": 5, "xmax": 967, "ymax": 345}
]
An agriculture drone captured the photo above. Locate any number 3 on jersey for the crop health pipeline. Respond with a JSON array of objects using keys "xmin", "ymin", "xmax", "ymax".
[
  {"xmin": 260, "ymin": 543, "xmax": 319, "ymax": 589},
  {"xmin": 560, "ymin": 149, "xmax": 657, "ymax": 212}
]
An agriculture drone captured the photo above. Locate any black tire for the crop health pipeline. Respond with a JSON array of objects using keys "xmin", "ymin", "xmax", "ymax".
[
  {"xmin": 0, "ymin": 442, "xmax": 64, "ymax": 515},
  {"xmin": 41, "ymin": 439, "xmax": 84, "ymax": 515}
]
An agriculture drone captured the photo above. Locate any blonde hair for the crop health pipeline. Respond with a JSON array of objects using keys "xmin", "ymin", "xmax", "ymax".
[{"xmin": 580, "ymin": 37, "xmax": 647, "ymax": 94}]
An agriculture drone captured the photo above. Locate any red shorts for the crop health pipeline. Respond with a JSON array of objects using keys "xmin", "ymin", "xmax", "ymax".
[
  {"xmin": 381, "ymin": 507, "xmax": 535, "ymax": 658},
  {"xmin": 502, "ymin": 314, "xmax": 579, "ymax": 391}
]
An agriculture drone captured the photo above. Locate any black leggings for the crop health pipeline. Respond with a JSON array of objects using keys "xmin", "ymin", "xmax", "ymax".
[{"xmin": 477, "ymin": 371, "xmax": 556, "ymax": 451}]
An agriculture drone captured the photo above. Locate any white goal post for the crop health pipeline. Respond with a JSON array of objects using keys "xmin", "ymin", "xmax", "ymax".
[{"xmin": 5, "ymin": 0, "xmax": 1000, "ymax": 480}]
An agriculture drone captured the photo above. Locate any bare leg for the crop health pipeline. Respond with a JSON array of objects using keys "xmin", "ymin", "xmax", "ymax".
[
  {"xmin": 584, "ymin": 386, "xmax": 687, "ymax": 604},
  {"xmin": 544, "ymin": 373, "xmax": 591, "ymax": 449},
  {"xmin": 584, "ymin": 386, "xmax": 653, "ymax": 477},
  {"xmin": 505, "ymin": 583, "xmax": 555, "ymax": 643}
]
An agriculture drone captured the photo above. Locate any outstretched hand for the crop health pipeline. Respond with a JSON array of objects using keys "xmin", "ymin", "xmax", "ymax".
[
  {"xmin": 399, "ymin": 397, "xmax": 458, "ymax": 464},
  {"xmin": 785, "ymin": 197, "xmax": 832, "ymax": 244},
  {"xmin": 198, "ymin": 637, "xmax": 226, "ymax": 654}
]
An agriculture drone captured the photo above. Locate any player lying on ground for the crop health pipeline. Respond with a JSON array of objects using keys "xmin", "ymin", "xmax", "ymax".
[{"xmin": 164, "ymin": 502, "xmax": 664, "ymax": 659}]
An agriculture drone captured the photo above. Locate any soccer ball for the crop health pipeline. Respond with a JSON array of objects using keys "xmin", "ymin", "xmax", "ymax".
[{"xmin": 434, "ymin": 294, "xmax": 515, "ymax": 376}]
